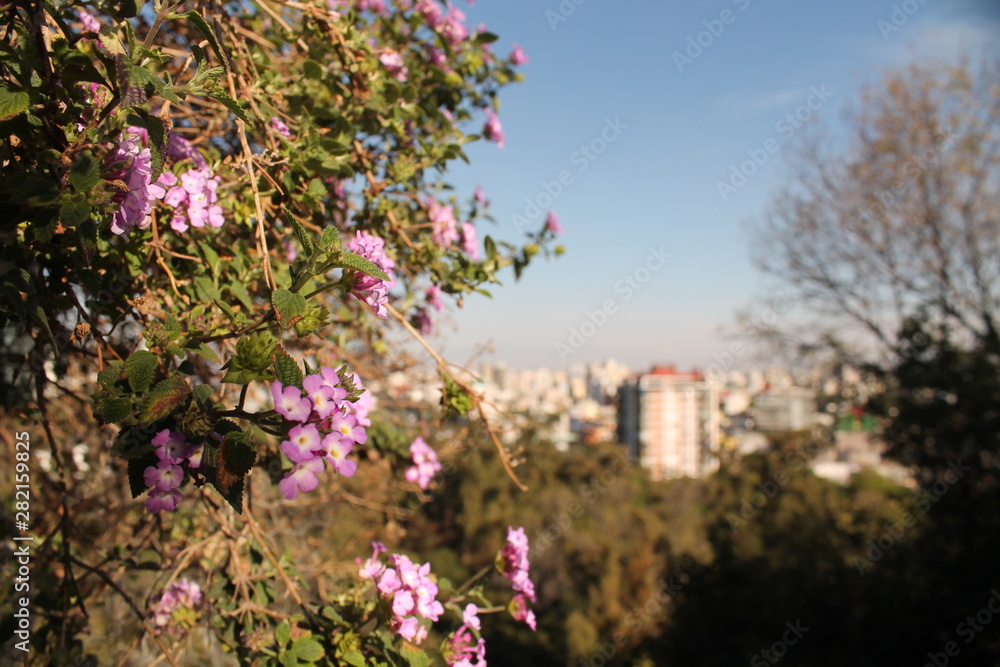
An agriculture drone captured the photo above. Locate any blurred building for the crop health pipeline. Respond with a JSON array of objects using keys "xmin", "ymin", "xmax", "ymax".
[
  {"xmin": 617, "ymin": 365, "xmax": 720, "ymax": 480},
  {"xmin": 751, "ymin": 386, "xmax": 816, "ymax": 432}
]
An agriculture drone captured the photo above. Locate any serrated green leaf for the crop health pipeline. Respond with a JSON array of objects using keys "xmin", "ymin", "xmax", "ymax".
[
  {"xmin": 274, "ymin": 346, "xmax": 303, "ymax": 387},
  {"xmin": 0, "ymin": 86, "xmax": 30, "ymax": 121},
  {"xmin": 278, "ymin": 652, "xmax": 298, "ymax": 667},
  {"xmin": 319, "ymin": 226, "xmax": 341, "ymax": 250},
  {"xmin": 124, "ymin": 350, "xmax": 158, "ymax": 393},
  {"xmin": 206, "ymin": 88, "xmax": 250, "ymax": 123},
  {"xmin": 289, "ymin": 215, "xmax": 315, "ymax": 257},
  {"xmin": 69, "ymin": 152, "xmax": 101, "ymax": 192},
  {"xmin": 220, "ymin": 432, "xmax": 256, "ymax": 477},
  {"xmin": 98, "ymin": 395, "xmax": 132, "ymax": 423},
  {"xmin": 334, "ymin": 251, "xmax": 390, "ymax": 282},
  {"xmin": 293, "ymin": 637, "xmax": 324, "ymax": 662},
  {"xmin": 272, "ymin": 288, "xmax": 307, "ymax": 328},
  {"xmin": 140, "ymin": 375, "xmax": 190, "ymax": 421},
  {"xmin": 59, "ymin": 199, "xmax": 92, "ymax": 226}
]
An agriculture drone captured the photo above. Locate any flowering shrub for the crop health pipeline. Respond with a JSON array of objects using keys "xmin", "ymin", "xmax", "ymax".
[{"xmin": 0, "ymin": 0, "xmax": 561, "ymax": 663}]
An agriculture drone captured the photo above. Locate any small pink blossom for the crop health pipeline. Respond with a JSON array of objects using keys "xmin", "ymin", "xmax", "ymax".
[
  {"xmin": 482, "ymin": 108, "xmax": 504, "ymax": 149},
  {"xmin": 545, "ymin": 211, "xmax": 563, "ymax": 235},
  {"xmin": 509, "ymin": 43, "xmax": 528, "ymax": 65},
  {"xmin": 278, "ymin": 458, "xmax": 324, "ymax": 500},
  {"xmin": 271, "ymin": 382, "xmax": 312, "ymax": 422},
  {"xmin": 269, "ymin": 117, "xmax": 293, "ymax": 137},
  {"xmin": 380, "ymin": 51, "xmax": 409, "ymax": 81}
]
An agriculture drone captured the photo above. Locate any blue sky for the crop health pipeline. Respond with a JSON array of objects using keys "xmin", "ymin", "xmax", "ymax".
[{"xmin": 429, "ymin": 0, "xmax": 1000, "ymax": 372}]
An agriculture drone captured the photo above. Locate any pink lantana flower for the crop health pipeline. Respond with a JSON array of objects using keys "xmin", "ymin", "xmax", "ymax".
[
  {"xmin": 482, "ymin": 108, "xmax": 504, "ymax": 148},
  {"xmin": 278, "ymin": 458, "xmax": 324, "ymax": 500},
  {"xmin": 271, "ymin": 382, "xmax": 312, "ymax": 422}
]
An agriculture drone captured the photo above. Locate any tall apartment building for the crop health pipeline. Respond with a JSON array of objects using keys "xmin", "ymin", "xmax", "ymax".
[{"xmin": 617, "ymin": 365, "xmax": 720, "ymax": 480}]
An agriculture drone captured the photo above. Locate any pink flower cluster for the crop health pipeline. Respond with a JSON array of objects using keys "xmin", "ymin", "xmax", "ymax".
[
  {"xmin": 167, "ymin": 133, "xmax": 206, "ymax": 168},
  {"xmin": 498, "ymin": 527, "xmax": 537, "ymax": 630},
  {"xmin": 359, "ymin": 542, "xmax": 444, "ymax": 644},
  {"xmin": 144, "ymin": 429, "xmax": 197, "ymax": 513},
  {"xmin": 270, "ymin": 117, "xmax": 293, "ymax": 138},
  {"xmin": 272, "ymin": 368, "xmax": 369, "ymax": 499},
  {"xmin": 347, "ymin": 231, "xmax": 397, "ymax": 319},
  {"xmin": 107, "ymin": 132, "xmax": 167, "ymax": 237},
  {"xmin": 482, "ymin": 108, "xmax": 504, "ymax": 149},
  {"xmin": 416, "ymin": 0, "xmax": 469, "ymax": 48},
  {"xmin": 461, "ymin": 222, "xmax": 479, "ymax": 259},
  {"xmin": 405, "ymin": 436, "xmax": 441, "ymax": 489},
  {"xmin": 411, "ymin": 285, "xmax": 444, "ymax": 335},
  {"xmin": 443, "ymin": 604, "xmax": 487, "ymax": 666},
  {"xmin": 160, "ymin": 167, "xmax": 224, "ymax": 232},
  {"xmin": 426, "ymin": 197, "xmax": 458, "ymax": 248},
  {"xmin": 380, "ymin": 51, "xmax": 409, "ymax": 81},
  {"xmin": 149, "ymin": 578, "xmax": 203, "ymax": 635}
]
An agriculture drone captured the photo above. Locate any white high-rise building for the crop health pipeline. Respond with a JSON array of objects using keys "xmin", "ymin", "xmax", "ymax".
[{"xmin": 619, "ymin": 366, "xmax": 720, "ymax": 480}]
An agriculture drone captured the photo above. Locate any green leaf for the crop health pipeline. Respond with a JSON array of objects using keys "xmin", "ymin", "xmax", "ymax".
[
  {"xmin": 292, "ymin": 637, "xmax": 325, "ymax": 662},
  {"xmin": 275, "ymin": 621, "xmax": 292, "ymax": 647},
  {"xmin": 220, "ymin": 431, "xmax": 256, "ymax": 478},
  {"xmin": 227, "ymin": 280, "xmax": 254, "ymax": 311},
  {"xmin": 169, "ymin": 11, "xmax": 229, "ymax": 70},
  {"xmin": 334, "ymin": 251, "xmax": 390, "ymax": 282},
  {"xmin": 0, "ymin": 86, "xmax": 30, "ymax": 121},
  {"xmin": 289, "ymin": 215, "xmax": 315, "ymax": 257},
  {"xmin": 124, "ymin": 350, "xmax": 158, "ymax": 393},
  {"xmin": 192, "ymin": 383, "xmax": 213, "ymax": 408},
  {"xmin": 274, "ymin": 346, "xmax": 303, "ymax": 387},
  {"xmin": 319, "ymin": 226, "xmax": 341, "ymax": 251},
  {"xmin": 341, "ymin": 652, "xmax": 367, "ymax": 667},
  {"xmin": 302, "ymin": 59, "xmax": 323, "ymax": 79},
  {"xmin": 272, "ymin": 288, "xmax": 307, "ymax": 328},
  {"xmin": 69, "ymin": 152, "xmax": 101, "ymax": 192},
  {"xmin": 97, "ymin": 395, "xmax": 132, "ymax": 423},
  {"xmin": 59, "ymin": 200, "xmax": 92, "ymax": 227},
  {"xmin": 189, "ymin": 341, "xmax": 220, "ymax": 362},
  {"xmin": 206, "ymin": 88, "xmax": 251, "ymax": 124},
  {"xmin": 140, "ymin": 375, "xmax": 190, "ymax": 421},
  {"xmin": 398, "ymin": 646, "xmax": 430, "ymax": 667}
]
